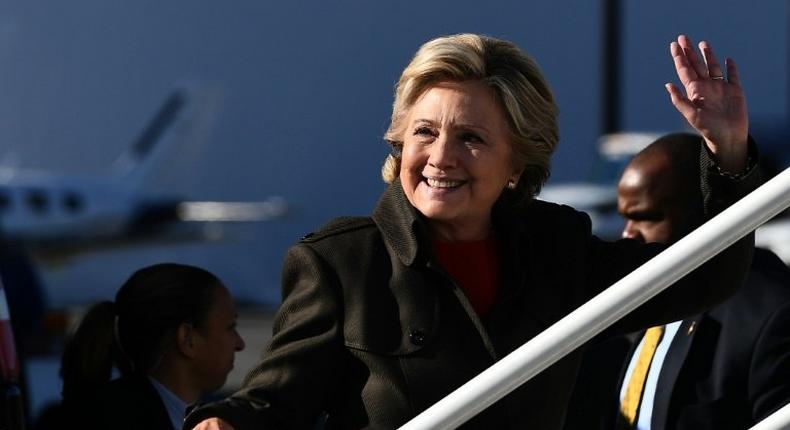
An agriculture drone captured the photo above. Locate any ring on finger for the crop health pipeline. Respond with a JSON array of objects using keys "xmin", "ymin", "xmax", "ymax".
[{"xmin": 711, "ymin": 75, "xmax": 725, "ymax": 81}]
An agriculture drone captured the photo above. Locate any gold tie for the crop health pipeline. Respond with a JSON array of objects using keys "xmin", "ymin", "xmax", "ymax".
[{"xmin": 619, "ymin": 325, "xmax": 665, "ymax": 427}]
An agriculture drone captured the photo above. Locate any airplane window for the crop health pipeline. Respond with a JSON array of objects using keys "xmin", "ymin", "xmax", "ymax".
[
  {"xmin": 26, "ymin": 189, "xmax": 49, "ymax": 214},
  {"xmin": 62, "ymin": 191, "xmax": 84, "ymax": 213}
]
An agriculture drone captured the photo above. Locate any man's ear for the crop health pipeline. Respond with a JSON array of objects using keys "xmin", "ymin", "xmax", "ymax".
[{"xmin": 176, "ymin": 322, "xmax": 197, "ymax": 358}]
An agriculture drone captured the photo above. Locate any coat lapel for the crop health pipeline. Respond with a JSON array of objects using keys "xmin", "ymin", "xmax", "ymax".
[
  {"xmin": 371, "ymin": 181, "xmax": 538, "ymax": 360},
  {"xmin": 372, "ymin": 179, "xmax": 424, "ymax": 267},
  {"xmin": 652, "ymin": 316, "xmax": 702, "ymax": 430}
]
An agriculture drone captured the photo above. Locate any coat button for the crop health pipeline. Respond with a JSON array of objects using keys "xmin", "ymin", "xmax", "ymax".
[{"xmin": 409, "ymin": 329, "xmax": 426, "ymax": 346}]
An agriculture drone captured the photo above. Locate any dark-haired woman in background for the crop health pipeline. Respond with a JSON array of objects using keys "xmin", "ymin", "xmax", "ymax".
[{"xmin": 59, "ymin": 263, "xmax": 245, "ymax": 430}]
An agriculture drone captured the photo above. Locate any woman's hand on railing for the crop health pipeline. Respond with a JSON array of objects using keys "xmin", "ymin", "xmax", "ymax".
[{"xmin": 666, "ymin": 34, "xmax": 748, "ymax": 174}]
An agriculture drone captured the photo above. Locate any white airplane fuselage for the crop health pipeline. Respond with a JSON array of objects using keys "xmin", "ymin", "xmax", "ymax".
[{"xmin": 0, "ymin": 168, "xmax": 141, "ymax": 244}]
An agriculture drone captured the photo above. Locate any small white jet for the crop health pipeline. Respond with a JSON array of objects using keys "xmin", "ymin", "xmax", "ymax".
[{"xmin": 0, "ymin": 86, "xmax": 287, "ymax": 260}]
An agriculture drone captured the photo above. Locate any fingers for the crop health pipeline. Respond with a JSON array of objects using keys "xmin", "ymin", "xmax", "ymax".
[
  {"xmin": 726, "ymin": 57, "xmax": 741, "ymax": 86},
  {"xmin": 191, "ymin": 418, "xmax": 236, "ymax": 430},
  {"xmin": 665, "ymin": 83, "xmax": 695, "ymax": 119},
  {"xmin": 671, "ymin": 41, "xmax": 697, "ymax": 86},
  {"xmin": 672, "ymin": 35, "xmax": 733, "ymax": 85},
  {"xmin": 699, "ymin": 40, "xmax": 724, "ymax": 79},
  {"xmin": 678, "ymin": 35, "xmax": 709, "ymax": 78}
]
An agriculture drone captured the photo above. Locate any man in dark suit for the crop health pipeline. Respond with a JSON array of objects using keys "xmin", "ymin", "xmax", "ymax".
[{"xmin": 564, "ymin": 132, "xmax": 790, "ymax": 430}]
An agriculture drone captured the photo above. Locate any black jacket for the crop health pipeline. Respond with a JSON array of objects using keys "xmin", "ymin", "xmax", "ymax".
[
  {"xmin": 566, "ymin": 248, "xmax": 790, "ymax": 430},
  {"xmin": 65, "ymin": 375, "xmax": 174, "ymax": 430},
  {"xmin": 185, "ymin": 155, "xmax": 757, "ymax": 429}
]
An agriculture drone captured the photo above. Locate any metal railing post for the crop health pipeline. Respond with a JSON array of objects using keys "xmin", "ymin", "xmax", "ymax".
[{"xmin": 400, "ymin": 167, "xmax": 790, "ymax": 430}]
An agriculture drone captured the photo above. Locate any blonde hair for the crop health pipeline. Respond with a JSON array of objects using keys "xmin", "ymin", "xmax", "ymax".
[{"xmin": 382, "ymin": 34, "xmax": 559, "ymax": 202}]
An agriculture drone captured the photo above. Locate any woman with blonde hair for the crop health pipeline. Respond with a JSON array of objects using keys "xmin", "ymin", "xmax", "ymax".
[{"xmin": 187, "ymin": 33, "xmax": 756, "ymax": 429}]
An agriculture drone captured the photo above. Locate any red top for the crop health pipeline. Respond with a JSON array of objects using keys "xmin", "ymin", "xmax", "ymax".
[{"xmin": 432, "ymin": 236, "xmax": 501, "ymax": 319}]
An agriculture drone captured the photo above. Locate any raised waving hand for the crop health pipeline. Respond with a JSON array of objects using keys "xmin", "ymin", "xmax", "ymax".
[{"xmin": 666, "ymin": 34, "xmax": 748, "ymax": 173}]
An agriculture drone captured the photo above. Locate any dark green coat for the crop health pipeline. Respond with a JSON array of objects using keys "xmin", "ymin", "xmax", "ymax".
[{"xmin": 185, "ymin": 154, "xmax": 757, "ymax": 429}]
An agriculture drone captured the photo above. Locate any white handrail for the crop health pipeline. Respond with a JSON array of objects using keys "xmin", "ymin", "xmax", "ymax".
[
  {"xmin": 399, "ymin": 167, "xmax": 790, "ymax": 430},
  {"xmin": 751, "ymin": 403, "xmax": 790, "ymax": 430}
]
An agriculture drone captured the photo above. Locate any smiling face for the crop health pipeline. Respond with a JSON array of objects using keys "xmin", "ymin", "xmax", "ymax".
[{"xmin": 399, "ymin": 80, "xmax": 520, "ymax": 241}]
